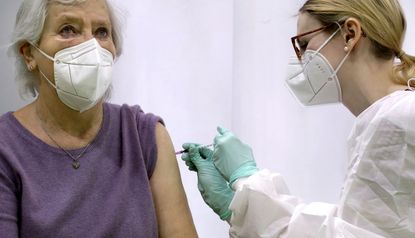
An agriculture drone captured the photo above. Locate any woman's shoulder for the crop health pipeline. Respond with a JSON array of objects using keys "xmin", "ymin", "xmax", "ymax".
[
  {"xmin": 0, "ymin": 112, "xmax": 20, "ymax": 142},
  {"xmin": 105, "ymin": 103, "xmax": 164, "ymax": 133},
  {"xmin": 0, "ymin": 111, "xmax": 14, "ymax": 125},
  {"xmin": 104, "ymin": 102, "xmax": 149, "ymax": 118},
  {"xmin": 0, "ymin": 112, "xmax": 23, "ymax": 172},
  {"xmin": 104, "ymin": 103, "xmax": 165, "ymax": 177}
]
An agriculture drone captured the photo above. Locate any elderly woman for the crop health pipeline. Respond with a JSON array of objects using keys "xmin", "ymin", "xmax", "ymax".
[{"xmin": 0, "ymin": 0, "xmax": 198, "ymax": 237}]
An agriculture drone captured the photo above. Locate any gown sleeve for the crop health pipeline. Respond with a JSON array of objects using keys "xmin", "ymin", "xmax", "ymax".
[
  {"xmin": 229, "ymin": 92, "xmax": 415, "ymax": 238},
  {"xmin": 228, "ymin": 170, "xmax": 385, "ymax": 238}
]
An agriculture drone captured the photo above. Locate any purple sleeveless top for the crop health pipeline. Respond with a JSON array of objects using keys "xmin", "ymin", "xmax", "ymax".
[{"xmin": 0, "ymin": 103, "xmax": 162, "ymax": 238}]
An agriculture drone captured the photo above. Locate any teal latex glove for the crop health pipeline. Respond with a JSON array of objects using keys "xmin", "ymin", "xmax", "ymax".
[
  {"xmin": 213, "ymin": 126, "xmax": 258, "ymax": 187},
  {"xmin": 181, "ymin": 143, "xmax": 234, "ymax": 221}
]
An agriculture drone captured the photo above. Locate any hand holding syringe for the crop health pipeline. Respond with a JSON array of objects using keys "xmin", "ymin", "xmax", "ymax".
[{"xmin": 175, "ymin": 144, "xmax": 214, "ymax": 155}]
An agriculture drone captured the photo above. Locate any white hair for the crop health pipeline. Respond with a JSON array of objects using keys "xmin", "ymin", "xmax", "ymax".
[{"xmin": 8, "ymin": 0, "xmax": 124, "ymax": 98}]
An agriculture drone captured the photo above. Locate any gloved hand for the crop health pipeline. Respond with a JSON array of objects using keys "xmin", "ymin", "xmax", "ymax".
[
  {"xmin": 181, "ymin": 143, "xmax": 234, "ymax": 221},
  {"xmin": 213, "ymin": 126, "xmax": 258, "ymax": 187}
]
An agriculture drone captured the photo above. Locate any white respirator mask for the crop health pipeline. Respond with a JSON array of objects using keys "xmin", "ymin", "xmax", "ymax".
[
  {"xmin": 32, "ymin": 38, "xmax": 114, "ymax": 112},
  {"xmin": 286, "ymin": 26, "xmax": 350, "ymax": 106}
]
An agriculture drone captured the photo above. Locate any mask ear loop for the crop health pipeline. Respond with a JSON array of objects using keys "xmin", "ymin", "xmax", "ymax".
[
  {"xmin": 30, "ymin": 43, "xmax": 56, "ymax": 62},
  {"xmin": 314, "ymin": 25, "xmax": 342, "ymax": 54},
  {"xmin": 304, "ymin": 23, "xmax": 342, "ymax": 67},
  {"xmin": 407, "ymin": 78, "xmax": 415, "ymax": 91},
  {"xmin": 38, "ymin": 69, "xmax": 59, "ymax": 90},
  {"xmin": 330, "ymin": 47, "xmax": 351, "ymax": 79}
]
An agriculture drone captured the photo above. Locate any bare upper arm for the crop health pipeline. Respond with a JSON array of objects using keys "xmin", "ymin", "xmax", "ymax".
[{"xmin": 150, "ymin": 123, "xmax": 198, "ymax": 238}]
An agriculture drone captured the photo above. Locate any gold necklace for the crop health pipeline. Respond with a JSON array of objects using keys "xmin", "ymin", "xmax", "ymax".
[
  {"xmin": 37, "ymin": 115, "xmax": 93, "ymax": 169},
  {"xmin": 41, "ymin": 126, "xmax": 93, "ymax": 169},
  {"xmin": 35, "ymin": 106, "xmax": 97, "ymax": 169}
]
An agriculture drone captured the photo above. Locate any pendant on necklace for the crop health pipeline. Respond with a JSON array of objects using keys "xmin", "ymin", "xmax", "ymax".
[{"xmin": 72, "ymin": 161, "xmax": 80, "ymax": 169}]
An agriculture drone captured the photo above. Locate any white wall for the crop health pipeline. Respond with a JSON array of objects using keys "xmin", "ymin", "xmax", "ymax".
[
  {"xmin": 110, "ymin": 0, "xmax": 234, "ymax": 236},
  {"xmin": 0, "ymin": 1, "xmax": 26, "ymax": 112},
  {"xmin": 1, "ymin": 1, "xmax": 414, "ymax": 237}
]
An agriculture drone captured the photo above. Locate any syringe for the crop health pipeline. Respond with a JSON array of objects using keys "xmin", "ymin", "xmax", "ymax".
[{"xmin": 175, "ymin": 144, "xmax": 214, "ymax": 155}]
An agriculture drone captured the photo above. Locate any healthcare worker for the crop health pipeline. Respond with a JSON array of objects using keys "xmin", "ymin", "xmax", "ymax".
[{"xmin": 181, "ymin": 0, "xmax": 415, "ymax": 237}]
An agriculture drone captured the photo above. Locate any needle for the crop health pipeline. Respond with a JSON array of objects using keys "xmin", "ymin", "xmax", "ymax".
[{"xmin": 175, "ymin": 144, "xmax": 214, "ymax": 155}]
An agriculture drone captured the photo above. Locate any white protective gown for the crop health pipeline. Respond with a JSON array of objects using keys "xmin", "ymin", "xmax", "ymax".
[{"xmin": 228, "ymin": 90, "xmax": 415, "ymax": 238}]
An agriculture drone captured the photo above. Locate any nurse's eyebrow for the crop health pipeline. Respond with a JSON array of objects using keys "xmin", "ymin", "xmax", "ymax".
[{"xmin": 297, "ymin": 38, "xmax": 307, "ymax": 46}]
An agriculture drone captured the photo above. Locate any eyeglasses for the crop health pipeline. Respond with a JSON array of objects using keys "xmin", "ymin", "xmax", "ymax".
[{"xmin": 291, "ymin": 24, "xmax": 333, "ymax": 60}]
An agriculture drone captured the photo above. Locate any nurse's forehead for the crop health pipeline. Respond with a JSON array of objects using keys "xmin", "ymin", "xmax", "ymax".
[{"xmin": 297, "ymin": 12, "xmax": 324, "ymax": 34}]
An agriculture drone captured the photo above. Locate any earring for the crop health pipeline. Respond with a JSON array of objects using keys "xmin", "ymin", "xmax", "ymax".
[
  {"xmin": 344, "ymin": 38, "xmax": 354, "ymax": 52},
  {"xmin": 28, "ymin": 64, "xmax": 36, "ymax": 71}
]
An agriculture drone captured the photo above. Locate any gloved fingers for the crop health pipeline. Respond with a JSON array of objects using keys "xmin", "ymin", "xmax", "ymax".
[
  {"xmin": 214, "ymin": 126, "xmax": 235, "ymax": 146},
  {"xmin": 182, "ymin": 144, "xmax": 207, "ymax": 167},
  {"xmin": 181, "ymin": 148, "xmax": 194, "ymax": 162},
  {"xmin": 181, "ymin": 143, "xmax": 201, "ymax": 162},
  {"xmin": 197, "ymin": 181, "xmax": 206, "ymax": 195},
  {"xmin": 181, "ymin": 153, "xmax": 197, "ymax": 171},
  {"xmin": 182, "ymin": 142, "xmax": 200, "ymax": 150},
  {"xmin": 188, "ymin": 145, "xmax": 203, "ymax": 160},
  {"xmin": 217, "ymin": 126, "xmax": 230, "ymax": 135},
  {"xmin": 199, "ymin": 147, "xmax": 214, "ymax": 161},
  {"xmin": 185, "ymin": 161, "xmax": 197, "ymax": 172}
]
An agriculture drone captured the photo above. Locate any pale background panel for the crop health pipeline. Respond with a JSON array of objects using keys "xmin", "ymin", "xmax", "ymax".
[
  {"xmin": 0, "ymin": 1, "xmax": 27, "ymax": 112},
  {"xmin": 1, "ymin": 1, "xmax": 414, "ymax": 237},
  {"xmin": 109, "ymin": 0, "xmax": 234, "ymax": 236}
]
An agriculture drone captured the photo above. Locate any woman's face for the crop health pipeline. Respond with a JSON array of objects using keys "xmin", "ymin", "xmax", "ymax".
[
  {"xmin": 296, "ymin": 12, "xmax": 345, "ymax": 69},
  {"xmin": 33, "ymin": 0, "xmax": 116, "ymax": 84}
]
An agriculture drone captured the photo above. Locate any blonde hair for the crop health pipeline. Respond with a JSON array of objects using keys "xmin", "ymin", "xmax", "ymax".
[
  {"xmin": 300, "ymin": 0, "xmax": 415, "ymax": 86},
  {"xmin": 9, "ymin": 0, "xmax": 123, "ymax": 98}
]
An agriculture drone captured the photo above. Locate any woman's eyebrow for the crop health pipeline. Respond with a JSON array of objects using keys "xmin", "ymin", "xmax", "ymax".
[
  {"xmin": 53, "ymin": 13, "xmax": 111, "ymax": 27},
  {"xmin": 297, "ymin": 37, "xmax": 307, "ymax": 46},
  {"xmin": 54, "ymin": 12, "xmax": 80, "ymax": 21}
]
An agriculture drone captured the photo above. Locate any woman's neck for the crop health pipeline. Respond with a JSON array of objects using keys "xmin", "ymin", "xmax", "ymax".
[
  {"xmin": 34, "ymin": 92, "xmax": 104, "ymax": 139},
  {"xmin": 340, "ymin": 56, "xmax": 407, "ymax": 116}
]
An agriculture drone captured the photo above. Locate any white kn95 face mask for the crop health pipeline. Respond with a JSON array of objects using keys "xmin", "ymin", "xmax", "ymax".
[
  {"xmin": 32, "ymin": 38, "xmax": 114, "ymax": 112},
  {"xmin": 286, "ymin": 26, "xmax": 350, "ymax": 106}
]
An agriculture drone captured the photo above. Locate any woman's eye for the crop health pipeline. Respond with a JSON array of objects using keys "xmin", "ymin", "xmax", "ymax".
[
  {"xmin": 299, "ymin": 42, "xmax": 308, "ymax": 53},
  {"xmin": 59, "ymin": 25, "xmax": 77, "ymax": 38},
  {"xmin": 95, "ymin": 27, "xmax": 109, "ymax": 39}
]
